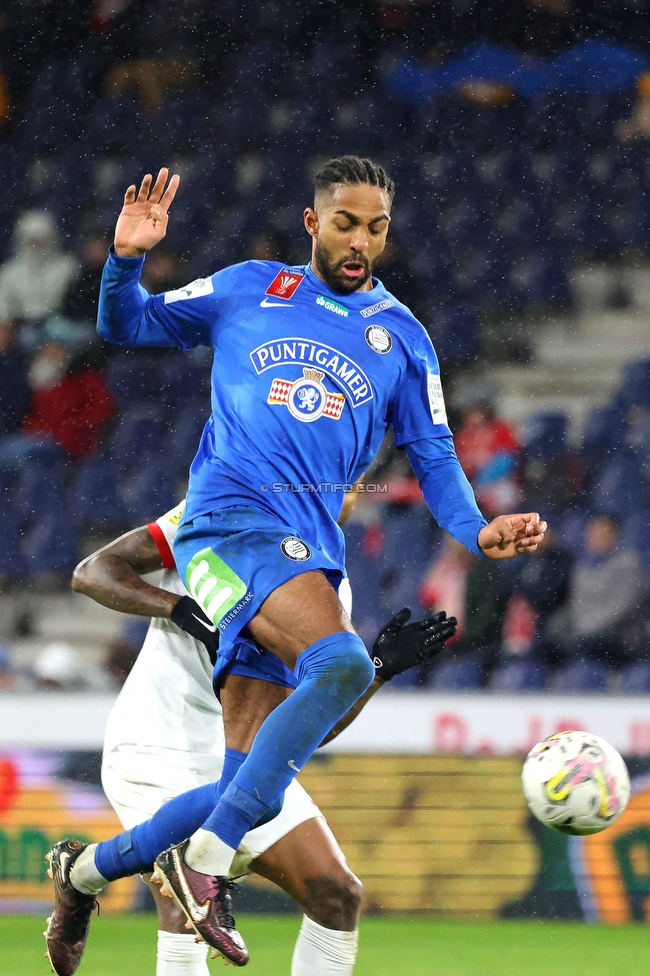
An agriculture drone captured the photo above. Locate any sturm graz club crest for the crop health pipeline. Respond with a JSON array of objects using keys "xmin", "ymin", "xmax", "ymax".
[
  {"xmin": 280, "ymin": 536, "xmax": 312, "ymax": 561},
  {"xmin": 267, "ymin": 368, "xmax": 345, "ymax": 422},
  {"xmin": 364, "ymin": 325, "xmax": 393, "ymax": 354}
]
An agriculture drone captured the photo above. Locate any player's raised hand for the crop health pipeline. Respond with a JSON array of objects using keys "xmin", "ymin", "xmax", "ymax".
[
  {"xmin": 478, "ymin": 513, "xmax": 547, "ymax": 559},
  {"xmin": 114, "ymin": 168, "xmax": 180, "ymax": 258}
]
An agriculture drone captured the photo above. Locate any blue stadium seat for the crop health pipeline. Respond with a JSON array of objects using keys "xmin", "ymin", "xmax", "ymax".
[
  {"xmin": 621, "ymin": 661, "xmax": 650, "ymax": 694},
  {"xmin": 429, "ymin": 657, "xmax": 482, "ymax": 690},
  {"xmin": 522, "ymin": 411, "xmax": 567, "ymax": 461},
  {"xmin": 489, "ymin": 659, "xmax": 548, "ymax": 692},
  {"xmin": 159, "ymin": 355, "xmax": 211, "ymax": 408},
  {"xmin": 109, "ymin": 403, "xmax": 168, "ymax": 469},
  {"xmin": 105, "ymin": 352, "xmax": 161, "ymax": 407},
  {"xmin": 552, "ymin": 659, "xmax": 608, "ymax": 692},
  {"xmin": 0, "ymin": 513, "xmax": 27, "ymax": 576},
  {"xmin": 119, "ymin": 459, "xmax": 179, "ymax": 526},
  {"xmin": 617, "ymin": 359, "xmax": 650, "ymax": 411},
  {"xmin": 22, "ymin": 516, "xmax": 78, "ymax": 575},
  {"xmin": 169, "ymin": 402, "xmax": 210, "ymax": 473},
  {"xmin": 592, "ymin": 453, "xmax": 646, "ymax": 517},
  {"xmin": 69, "ymin": 458, "xmax": 127, "ymax": 529},
  {"xmin": 582, "ymin": 404, "xmax": 628, "ymax": 473},
  {"xmin": 12, "ymin": 458, "xmax": 66, "ymax": 524}
]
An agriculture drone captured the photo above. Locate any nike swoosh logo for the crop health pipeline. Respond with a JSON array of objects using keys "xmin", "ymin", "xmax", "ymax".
[
  {"xmin": 287, "ymin": 759, "xmax": 301, "ymax": 772},
  {"xmin": 260, "ymin": 297, "xmax": 294, "ymax": 307},
  {"xmin": 59, "ymin": 850, "xmax": 70, "ymax": 882},
  {"xmin": 172, "ymin": 848, "xmax": 211, "ymax": 923},
  {"xmin": 192, "ymin": 613, "xmax": 217, "ymax": 634}
]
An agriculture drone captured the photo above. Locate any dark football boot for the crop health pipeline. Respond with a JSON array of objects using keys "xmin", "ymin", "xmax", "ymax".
[
  {"xmin": 153, "ymin": 839, "xmax": 249, "ymax": 966},
  {"xmin": 44, "ymin": 839, "xmax": 98, "ymax": 976}
]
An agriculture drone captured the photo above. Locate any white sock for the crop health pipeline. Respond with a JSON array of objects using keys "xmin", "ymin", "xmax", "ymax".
[
  {"xmin": 185, "ymin": 828, "xmax": 236, "ymax": 876},
  {"xmin": 291, "ymin": 915, "xmax": 359, "ymax": 976},
  {"xmin": 157, "ymin": 931, "xmax": 209, "ymax": 976},
  {"xmin": 69, "ymin": 844, "xmax": 108, "ymax": 896}
]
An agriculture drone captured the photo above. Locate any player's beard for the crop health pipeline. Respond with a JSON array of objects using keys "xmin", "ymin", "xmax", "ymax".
[{"xmin": 313, "ymin": 239, "xmax": 372, "ymax": 294}]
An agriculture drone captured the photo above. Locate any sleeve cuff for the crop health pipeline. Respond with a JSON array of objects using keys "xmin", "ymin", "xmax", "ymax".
[{"xmin": 107, "ymin": 245, "xmax": 146, "ymax": 270}]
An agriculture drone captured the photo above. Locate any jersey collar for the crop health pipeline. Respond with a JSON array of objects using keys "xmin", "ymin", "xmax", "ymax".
[{"xmin": 303, "ymin": 264, "xmax": 384, "ymax": 303}]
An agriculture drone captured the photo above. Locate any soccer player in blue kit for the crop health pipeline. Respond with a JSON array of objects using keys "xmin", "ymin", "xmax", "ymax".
[{"xmin": 50, "ymin": 157, "xmax": 546, "ymax": 967}]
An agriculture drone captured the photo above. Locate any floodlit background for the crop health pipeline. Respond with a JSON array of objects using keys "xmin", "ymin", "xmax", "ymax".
[{"xmin": 0, "ymin": 0, "xmax": 650, "ymax": 954}]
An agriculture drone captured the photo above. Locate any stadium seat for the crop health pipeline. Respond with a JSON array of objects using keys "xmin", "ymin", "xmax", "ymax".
[
  {"xmin": 0, "ymin": 512, "xmax": 27, "ymax": 576},
  {"xmin": 489, "ymin": 659, "xmax": 548, "ymax": 692},
  {"xmin": 69, "ymin": 458, "xmax": 127, "ymax": 529},
  {"xmin": 168, "ymin": 401, "xmax": 210, "ymax": 473},
  {"xmin": 552, "ymin": 659, "xmax": 608, "ymax": 692},
  {"xmin": 522, "ymin": 411, "xmax": 567, "ymax": 461},
  {"xmin": 591, "ymin": 453, "xmax": 646, "ymax": 517},
  {"xmin": 109, "ymin": 403, "xmax": 168, "ymax": 469},
  {"xmin": 105, "ymin": 352, "xmax": 161, "ymax": 407},
  {"xmin": 620, "ymin": 661, "xmax": 650, "ymax": 694},
  {"xmin": 119, "ymin": 459, "xmax": 179, "ymax": 525},
  {"xmin": 12, "ymin": 457, "xmax": 67, "ymax": 525},
  {"xmin": 22, "ymin": 516, "xmax": 78, "ymax": 575},
  {"xmin": 429, "ymin": 657, "xmax": 482, "ymax": 691}
]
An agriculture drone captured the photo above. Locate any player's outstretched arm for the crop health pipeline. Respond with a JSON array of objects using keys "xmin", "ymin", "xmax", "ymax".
[
  {"xmin": 72, "ymin": 526, "xmax": 219, "ymax": 653},
  {"xmin": 114, "ymin": 168, "xmax": 180, "ymax": 258},
  {"xmin": 321, "ymin": 608, "xmax": 457, "ymax": 744},
  {"xmin": 478, "ymin": 513, "xmax": 547, "ymax": 560}
]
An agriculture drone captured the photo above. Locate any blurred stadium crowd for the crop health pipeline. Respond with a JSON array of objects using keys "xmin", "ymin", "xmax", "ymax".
[{"xmin": 0, "ymin": 0, "xmax": 649, "ymax": 692}]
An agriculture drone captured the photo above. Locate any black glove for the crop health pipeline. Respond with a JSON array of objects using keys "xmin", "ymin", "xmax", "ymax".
[
  {"xmin": 371, "ymin": 608, "xmax": 457, "ymax": 681},
  {"xmin": 170, "ymin": 596, "xmax": 220, "ymax": 664}
]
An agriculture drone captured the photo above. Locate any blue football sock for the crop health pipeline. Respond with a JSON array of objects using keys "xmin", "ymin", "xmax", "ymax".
[
  {"xmin": 201, "ymin": 632, "xmax": 373, "ymax": 850},
  {"xmin": 94, "ymin": 748, "xmax": 248, "ymax": 881}
]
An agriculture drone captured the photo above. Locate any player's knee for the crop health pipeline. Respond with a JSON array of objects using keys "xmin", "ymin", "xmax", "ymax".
[
  {"xmin": 328, "ymin": 635, "xmax": 375, "ymax": 699},
  {"xmin": 303, "ymin": 871, "xmax": 363, "ymax": 930}
]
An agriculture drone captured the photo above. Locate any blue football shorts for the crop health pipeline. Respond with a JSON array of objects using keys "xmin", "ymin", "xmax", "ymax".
[{"xmin": 173, "ymin": 505, "xmax": 344, "ymax": 690}]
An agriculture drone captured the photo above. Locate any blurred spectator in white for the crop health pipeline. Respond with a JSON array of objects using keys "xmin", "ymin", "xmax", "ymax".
[
  {"xmin": 0, "ymin": 211, "xmax": 78, "ymax": 325},
  {"xmin": 33, "ymin": 641, "xmax": 86, "ymax": 691},
  {"xmin": 454, "ymin": 399, "xmax": 521, "ymax": 518},
  {"xmin": 568, "ymin": 513, "xmax": 642, "ymax": 667},
  {"xmin": 0, "ymin": 319, "xmax": 30, "ymax": 437},
  {"xmin": 0, "ymin": 210, "xmax": 78, "ymax": 322},
  {"xmin": 616, "ymin": 71, "xmax": 650, "ymax": 144}
]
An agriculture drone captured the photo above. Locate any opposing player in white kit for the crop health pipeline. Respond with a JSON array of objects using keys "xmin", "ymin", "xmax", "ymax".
[{"xmin": 64, "ymin": 499, "xmax": 456, "ymax": 976}]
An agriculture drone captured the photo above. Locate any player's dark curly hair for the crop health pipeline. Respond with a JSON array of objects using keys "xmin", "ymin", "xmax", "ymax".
[{"xmin": 314, "ymin": 155, "xmax": 396, "ymax": 204}]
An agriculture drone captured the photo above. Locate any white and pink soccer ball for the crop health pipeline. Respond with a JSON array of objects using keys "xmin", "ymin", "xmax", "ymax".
[{"xmin": 522, "ymin": 730, "xmax": 631, "ymax": 835}]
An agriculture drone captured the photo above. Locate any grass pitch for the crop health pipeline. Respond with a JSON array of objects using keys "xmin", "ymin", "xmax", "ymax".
[{"xmin": 1, "ymin": 914, "xmax": 649, "ymax": 975}]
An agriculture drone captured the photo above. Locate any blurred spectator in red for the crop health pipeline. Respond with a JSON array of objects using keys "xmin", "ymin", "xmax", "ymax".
[
  {"xmin": 22, "ymin": 341, "xmax": 115, "ymax": 459},
  {"xmin": 0, "ymin": 320, "xmax": 30, "ymax": 437},
  {"xmin": 0, "ymin": 211, "xmax": 78, "ymax": 326},
  {"xmin": 568, "ymin": 513, "xmax": 643, "ymax": 667},
  {"xmin": 454, "ymin": 399, "xmax": 521, "ymax": 518},
  {"xmin": 62, "ymin": 227, "xmax": 111, "ymax": 323}
]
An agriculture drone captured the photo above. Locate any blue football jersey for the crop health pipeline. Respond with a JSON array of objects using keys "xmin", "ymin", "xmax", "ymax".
[{"xmin": 99, "ymin": 254, "xmax": 487, "ymax": 564}]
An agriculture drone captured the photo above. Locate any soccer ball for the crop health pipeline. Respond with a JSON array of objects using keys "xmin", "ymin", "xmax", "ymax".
[{"xmin": 521, "ymin": 731, "xmax": 630, "ymax": 835}]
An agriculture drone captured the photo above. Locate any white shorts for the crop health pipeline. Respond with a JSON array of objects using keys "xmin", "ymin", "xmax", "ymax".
[{"xmin": 101, "ymin": 744, "xmax": 324, "ymax": 877}]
